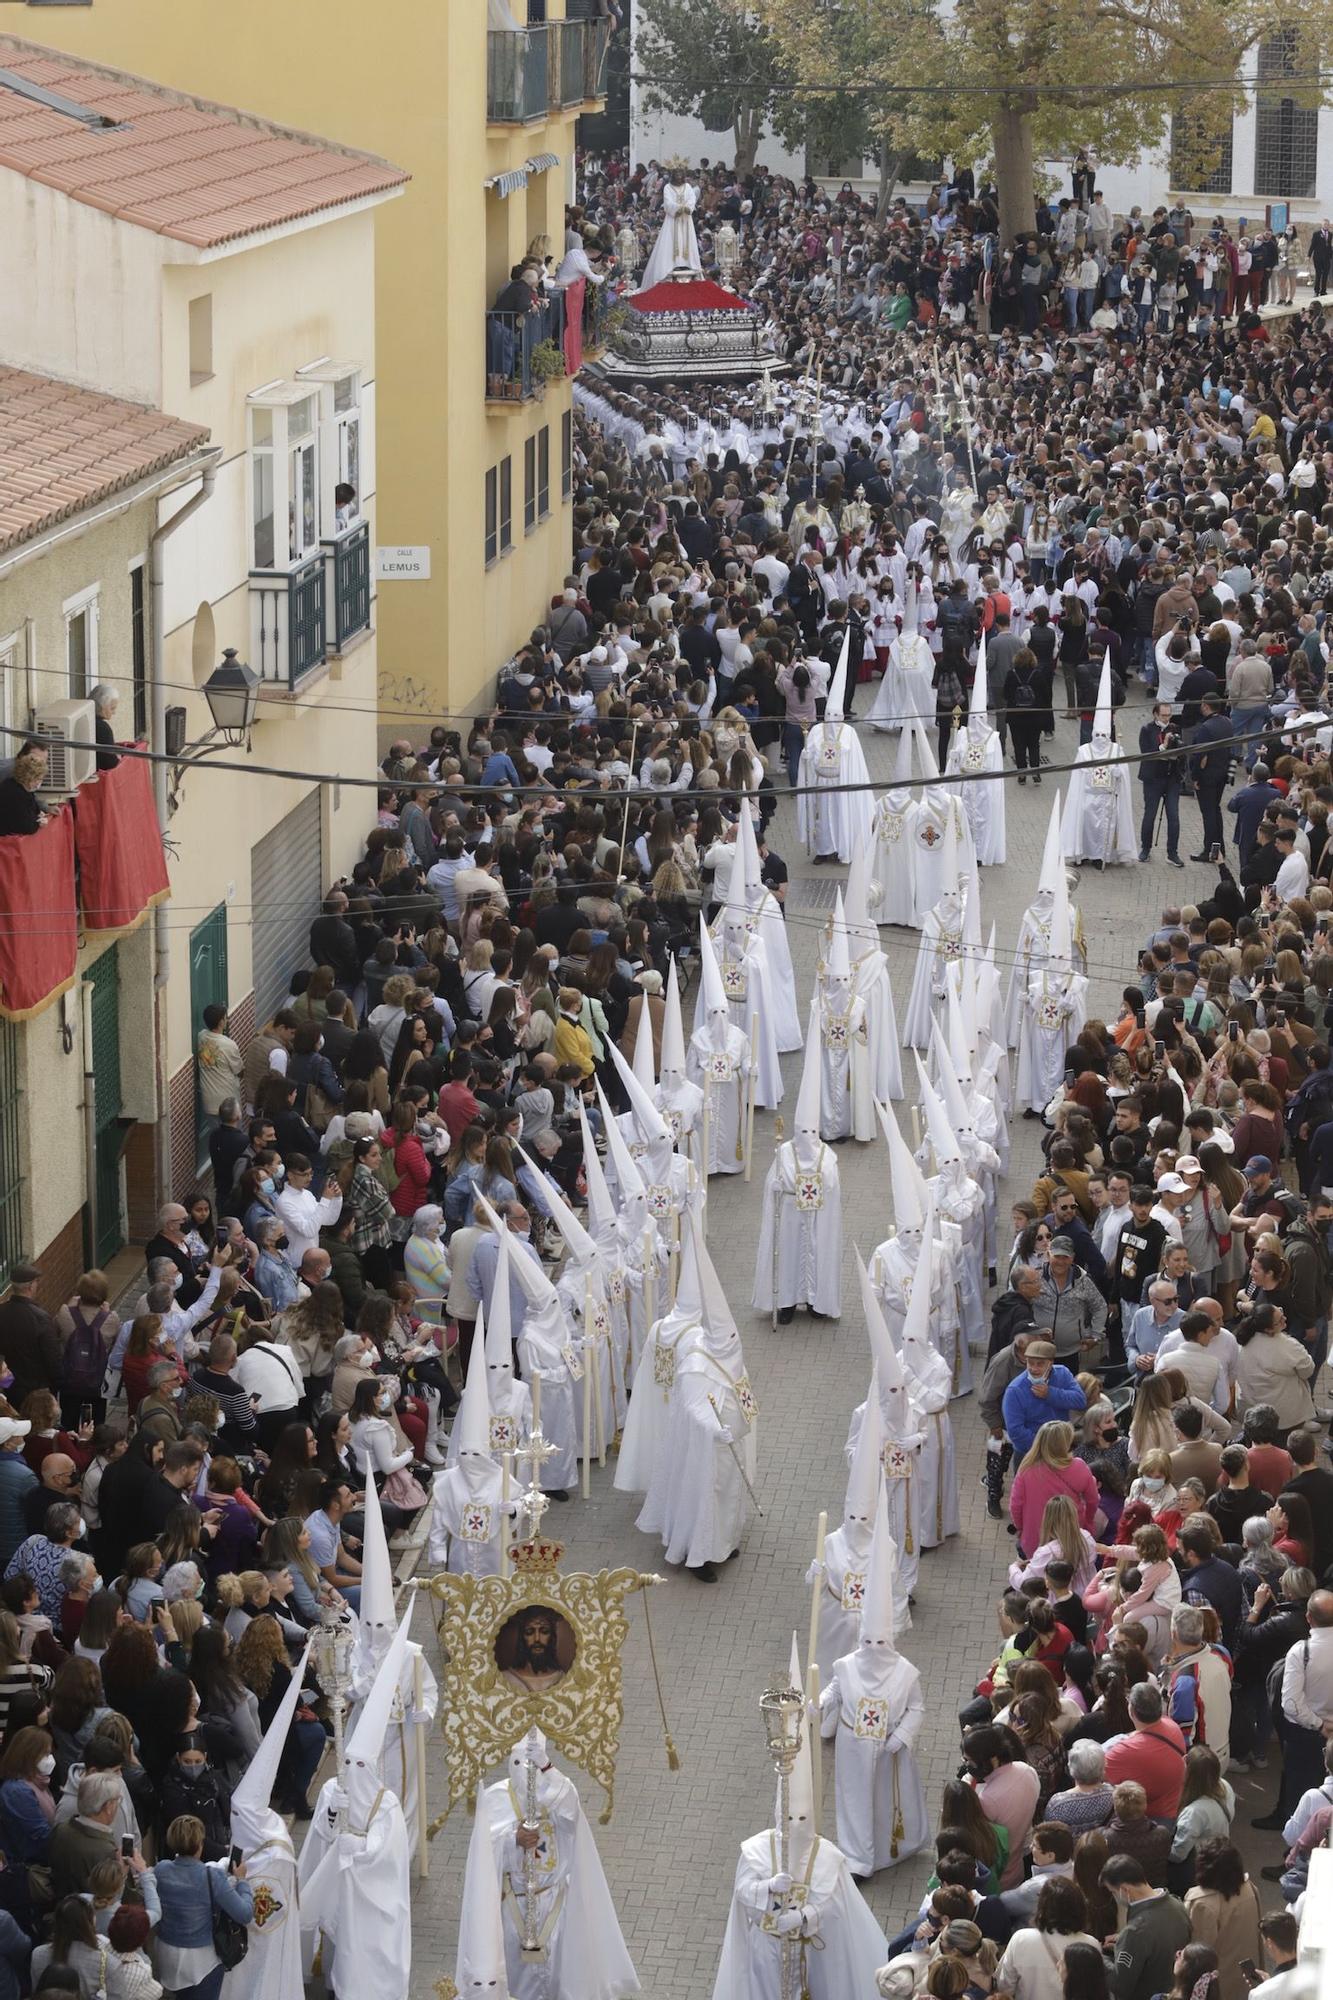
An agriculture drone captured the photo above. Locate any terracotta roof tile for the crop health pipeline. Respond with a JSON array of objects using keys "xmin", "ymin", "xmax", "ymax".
[
  {"xmin": 0, "ymin": 35, "xmax": 408, "ymax": 248},
  {"xmin": 0, "ymin": 366, "xmax": 209, "ymax": 557}
]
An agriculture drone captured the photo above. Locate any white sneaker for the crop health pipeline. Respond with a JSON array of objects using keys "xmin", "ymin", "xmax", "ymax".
[{"xmin": 424, "ymin": 1438, "xmax": 446, "ymax": 1467}]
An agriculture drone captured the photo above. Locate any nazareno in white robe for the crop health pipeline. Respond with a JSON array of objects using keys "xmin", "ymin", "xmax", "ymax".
[
  {"xmin": 910, "ymin": 791, "xmax": 975, "ymax": 926},
  {"xmin": 686, "ymin": 1018, "xmax": 752, "ymax": 1175},
  {"xmin": 841, "ymin": 1407, "xmax": 923, "ymax": 1599},
  {"xmin": 901, "ymin": 1346, "xmax": 960, "ymax": 1548},
  {"xmin": 711, "ymin": 1831, "xmax": 888, "ymax": 2000},
  {"xmin": 945, "ymin": 722, "xmax": 1007, "ymax": 864},
  {"xmin": 902, "ymin": 900, "xmax": 966, "ymax": 1051},
  {"xmin": 1014, "ymin": 969, "xmax": 1089, "ymax": 1117},
  {"xmin": 1060, "ymin": 739, "xmax": 1138, "ymax": 865},
  {"xmin": 484, "ymin": 1766, "xmax": 640, "ymax": 2000},
  {"xmin": 752, "ymin": 1140, "xmax": 841, "ymax": 1318},
  {"xmin": 797, "ymin": 718, "xmax": 874, "ymax": 863},
  {"xmin": 636, "ymin": 1335, "xmax": 756, "ymax": 1569},
  {"xmin": 868, "ymin": 630, "xmax": 935, "ymax": 733},
  {"xmin": 299, "ymin": 1779, "xmax": 413, "ymax": 2000},
  {"xmin": 693, "ymin": 932, "xmax": 783, "ymax": 1109},
  {"xmin": 806, "ymin": 1524, "xmax": 911, "ymax": 1685},
  {"xmin": 819, "ymin": 1646, "xmax": 928, "ymax": 1877},
  {"xmin": 868, "ymin": 792, "xmax": 920, "ymax": 929}
]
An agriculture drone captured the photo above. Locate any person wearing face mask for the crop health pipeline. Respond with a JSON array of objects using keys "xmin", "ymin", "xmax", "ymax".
[
  {"xmin": 252, "ymin": 1218, "xmax": 300, "ymax": 1315},
  {"xmin": 0, "ymin": 1724, "xmax": 58, "ymax": 1863},
  {"xmin": 1001, "ymin": 1341, "xmax": 1088, "ymax": 1461},
  {"xmin": 347, "ymin": 1377, "xmax": 427, "ymax": 1521},
  {"xmin": 4, "ymin": 1502, "xmax": 86, "ymax": 1623}
]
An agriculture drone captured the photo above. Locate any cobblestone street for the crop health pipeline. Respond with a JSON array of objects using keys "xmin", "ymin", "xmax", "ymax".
[{"xmin": 407, "ymin": 692, "xmax": 1282, "ymax": 1995}]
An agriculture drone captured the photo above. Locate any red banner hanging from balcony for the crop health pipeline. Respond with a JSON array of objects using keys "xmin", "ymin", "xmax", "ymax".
[
  {"xmin": 563, "ymin": 276, "xmax": 585, "ymax": 376},
  {"xmin": 74, "ymin": 745, "xmax": 170, "ymax": 939},
  {"xmin": 0, "ymin": 804, "xmax": 78, "ymax": 1020}
]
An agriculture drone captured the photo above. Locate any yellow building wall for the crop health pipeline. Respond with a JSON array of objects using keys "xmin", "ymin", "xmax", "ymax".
[{"xmin": 26, "ymin": 0, "xmax": 590, "ymax": 727}]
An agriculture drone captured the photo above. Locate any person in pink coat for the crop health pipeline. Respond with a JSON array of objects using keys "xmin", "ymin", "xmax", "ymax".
[{"xmin": 1008, "ymin": 1420, "xmax": 1100, "ymax": 1555}]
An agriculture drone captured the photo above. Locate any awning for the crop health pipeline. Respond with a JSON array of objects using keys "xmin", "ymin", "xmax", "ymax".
[{"xmin": 485, "ymin": 167, "xmax": 529, "ymax": 199}]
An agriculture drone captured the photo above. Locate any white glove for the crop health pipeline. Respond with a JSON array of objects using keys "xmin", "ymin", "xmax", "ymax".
[
  {"xmin": 885, "ymin": 1732, "xmax": 904, "ymax": 1754},
  {"xmin": 774, "ymin": 1909, "xmax": 803, "ymax": 1937},
  {"xmin": 716, "ymin": 1427, "xmax": 736, "ymax": 1446},
  {"xmin": 766, "ymin": 1872, "xmax": 793, "ymax": 1895}
]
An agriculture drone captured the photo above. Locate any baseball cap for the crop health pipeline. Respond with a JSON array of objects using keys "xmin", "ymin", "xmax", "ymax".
[
  {"xmin": 1175, "ymin": 1155, "xmax": 1203, "ymax": 1176},
  {"xmin": 1158, "ymin": 1173, "xmax": 1189, "ymax": 1194},
  {"xmin": 0, "ymin": 1419, "xmax": 31, "ymax": 1445},
  {"xmin": 1243, "ymin": 1156, "xmax": 1274, "ymax": 1177},
  {"xmin": 1048, "ymin": 1235, "xmax": 1076, "ymax": 1256}
]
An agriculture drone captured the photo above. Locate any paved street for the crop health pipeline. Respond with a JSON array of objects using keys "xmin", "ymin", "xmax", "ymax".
[{"xmin": 406, "ymin": 691, "xmax": 1282, "ymax": 1995}]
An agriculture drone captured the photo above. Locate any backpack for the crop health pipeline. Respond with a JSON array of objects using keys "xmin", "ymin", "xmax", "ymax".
[
  {"xmin": 62, "ymin": 1306, "xmax": 109, "ymax": 1395},
  {"xmin": 1011, "ymin": 665, "xmax": 1036, "ymax": 709}
]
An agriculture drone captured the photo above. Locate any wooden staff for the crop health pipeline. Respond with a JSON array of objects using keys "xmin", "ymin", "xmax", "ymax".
[
  {"xmin": 643, "ymin": 1223, "xmax": 657, "ymax": 1347},
  {"xmin": 500, "ymin": 1451, "xmax": 512, "ymax": 1580},
  {"xmin": 700, "ymin": 1087, "xmax": 712, "ymax": 1207},
  {"xmin": 582, "ymin": 1343, "xmax": 593, "ymax": 1500},
  {"xmin": 910, "ymin": 1103, "xmax": 922, "ymax": 1151},
  {"xmin": 615, "ymin": 718, "xmax": 641, "ymax": 883},
  {"xmin": 954, "ymin": 355, "xmax": 980, "ymax": 502},
  {"xmin": 669, "ymin": 1204, "xmax": 680, "ymax": 1307},
  {"xmin": 808, "ymin": 1510, "xmax": 827, "ymax": 1681},
  {"xmin": 744, "ymin": 1007, "xmax": 759, "ymax": 1181},
  {"xmin": 413, "ymin": 1650, "xmax": 429, "ymax": 1880},
  {"xmin": 587, "ymin": 1273, "xmax": 606, "ymax": 1468},
  {"xmin": 807, "ymin": 1661, "xmax": 823, "ymax": 1842}
]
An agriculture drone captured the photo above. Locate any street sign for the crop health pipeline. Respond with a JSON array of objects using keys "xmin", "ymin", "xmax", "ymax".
[{"xmin": 375, "ymin": 545, "xmax": 431, "ymax": 580}]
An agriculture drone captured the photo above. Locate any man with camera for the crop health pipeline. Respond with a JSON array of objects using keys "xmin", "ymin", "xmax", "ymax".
[{"xmin": 1137, "ymin": 700, "xmax": 1185, "ymax": 867}]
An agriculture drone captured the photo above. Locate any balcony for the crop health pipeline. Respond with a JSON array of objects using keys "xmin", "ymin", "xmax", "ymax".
[
  {"xmin": 485, "ymin": 290, "xmax": 566, "ymax": 402},
  {"xmin": 249, "ymin": 554, "xmax": 326, "ymax": 689},
  {"xmin": 486, "ymin": 19, "xmax": 609, "ymax": 122},
  {"xmin": 322, "ymin": 520, "xmax": 372, "ymax": 652}
]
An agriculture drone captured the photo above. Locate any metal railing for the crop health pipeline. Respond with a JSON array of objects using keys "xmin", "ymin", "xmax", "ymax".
[
  {"xmin": 323, "ymin": 520, "xmax": 371, "ymax": 651},
  {"xmin": 250, "ymin": 554, "xmax": 326, "ymax": 687},
  {"xmin": 486, "ymin": 20, "xmax": 608, "ymax": 122},
  {"xmin": 485, "ymin": 290, "xmax": 566, "ymax": 401}
]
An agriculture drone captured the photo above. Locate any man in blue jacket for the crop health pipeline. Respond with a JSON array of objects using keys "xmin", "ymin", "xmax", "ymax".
[{"xmin": 1000, "ymin": 1339, "xmax": 1088, "ymax": 1460}]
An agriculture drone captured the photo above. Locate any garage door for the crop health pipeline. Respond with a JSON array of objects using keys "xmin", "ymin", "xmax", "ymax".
[{"xmin": 250, "ymin": 789, "xmax": 323, "ymax": 1026}]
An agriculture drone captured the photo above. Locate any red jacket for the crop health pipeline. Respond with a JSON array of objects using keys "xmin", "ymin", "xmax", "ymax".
[
  {"xmin": 1103, "ymin": 1719, "xmax": 1188, "ymax": 1817},
  {"xmin": 388, "ymin": 1131, "xmax": 432, "ymax": 1219}
]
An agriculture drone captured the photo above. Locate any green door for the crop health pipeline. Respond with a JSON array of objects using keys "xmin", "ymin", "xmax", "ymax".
[
  {"xmin": 84, "ymin": 945, "xmax": 123, "ymax": 1267},
  {"xmin": 189, "ymin": 905, "xmax": 229, "ymax": 1171}
]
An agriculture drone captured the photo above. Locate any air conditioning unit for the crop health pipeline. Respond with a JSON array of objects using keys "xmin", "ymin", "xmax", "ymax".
[{"xmin": 33, "ymin": 696, "xmax": 97, "ymax": 796}]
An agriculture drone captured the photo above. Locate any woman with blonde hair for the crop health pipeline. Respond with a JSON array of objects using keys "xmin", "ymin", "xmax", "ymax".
[
  {"xmin": 1127, "ymin": 1448, "xmax": 1178, "ymax": 1515},
  {"xmin": 1009, "ymin": 1423, "xmax": 1099, "ymax": 1556},
  {"xmin": 1128, "ymin": 1372, "xmax": 1179, "ymax": 1460},
  {"xmin": 1010, "ymin": 1495, "xmax": 1098, "ymax": 1595}
]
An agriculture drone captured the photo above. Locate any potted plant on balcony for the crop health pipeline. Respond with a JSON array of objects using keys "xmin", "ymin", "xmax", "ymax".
[{"xmin": 530, "ymin": 338, "xmax": 566, "ymax": 388}]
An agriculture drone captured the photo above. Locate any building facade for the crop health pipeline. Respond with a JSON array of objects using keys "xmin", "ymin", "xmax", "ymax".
[
  {"xmin": 0, "ymin": 37, "xmax": 406, "ymax": 1296},
  {"xmin": 22, "ymin": 0, "xmax": 610, "ymax": 723}
]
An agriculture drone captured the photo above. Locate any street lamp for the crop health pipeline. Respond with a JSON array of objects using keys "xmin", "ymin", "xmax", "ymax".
[{"xmin": 201, "ymin": 648, "xmax": 260, "ymax": 746}]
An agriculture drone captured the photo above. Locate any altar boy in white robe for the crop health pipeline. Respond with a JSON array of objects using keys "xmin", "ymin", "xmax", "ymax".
[
  {"xmin": 687, "ymin": 918, "xmax": 753, "ymax": 1177},
  {"xmin": 479, "ymin": 1729, "xmax": 641, "ymax": 2000},
  {"xmin": 711, "ymin": 1683, "xmax": 887, "ymax": 2000},
  {"xmin": 820, "ymin": 1487, "xmax": 928, "ymax": 1878},
  {"xmin": 753, "ymin": 1006, "xmax": 841, "ymax": 1325},
  {"xmin": 797, "ymin": 632, "xmax": 874, "ymax": 863}
]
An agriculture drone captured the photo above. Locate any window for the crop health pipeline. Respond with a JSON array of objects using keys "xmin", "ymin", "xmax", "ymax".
[
  {"xmin": 1170, "ymin": 108, "xmax": 1233, "ymax": 194},
  {"xmin": 538, "ymin": 424, "xmax": 550, "ymax": 518},
  {"xmin": 333, "ymin": 374, "xmax": 361, "ymax": 525},
  {"xmin": 288, "ymin": 394, "xmax": 319, "ymax": 562},
  {"xmin": 499, "ymin": 456, "xmax": 513, "ymax": 554},
  {"xmin": 188, "ymin": 294, "xmax": 213, "ymax": 384},
  {"xmin": 250, "ymin": 405, "xmax": 276, "ymax": 569},
  {"xmin": 524, "ymin": 434, "xmax": 537, "ymax": 534},
  {"xmin": 560, "ymin": 408, "xmax": 572, "ymax": 501},
  {"xmin": 485, "ymin": 465, "xmax": 499, "ymax": 567},
  {"xmin": 0, "ymin": 633, "xmax": 16, "ymax": 743},
  {"xmin": 0, "ymin": 1019, "xmax": 21, "ymax": 1296},
  {"xmin": 1255, "ymin": 30, "xmax": 1318, "ymax": 198},
  {"xmin": 63, "ymin": 586, "xmax": 98, "ymax": 701},
  {"xmin": 129, "ymin": 563, "xmax": 147, "ymax": 740}
]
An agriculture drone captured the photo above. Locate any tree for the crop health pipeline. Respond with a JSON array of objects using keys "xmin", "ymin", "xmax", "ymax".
[
  {"xmin": 759, "ymin": 0, "xmax": 1333, "ymax": 246},
  {"xmin": 634, "ymin": 0, "xmax": 795, "ymax": 174}
]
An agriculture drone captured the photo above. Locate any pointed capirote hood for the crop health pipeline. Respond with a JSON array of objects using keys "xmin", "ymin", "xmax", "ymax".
[
  {"xmin": 877, "ymin": 1097, "xmax": 927, "ymax": 1238},
  {"xmin": 605, "ymin": 1036, "xmax": 672, "ymax": 1149},
  {"xmin": 355, "ymin": 1462, "xmax": 396, "ymax": 1660},
  {"xmin": 484, "ymin": 1226, "xmax": 517, "ymax": 1390},
  {"xmin": 826, "ymin": 889, "xmax": 851, "ymax": 981},
  {"xmin": 698, "ymin": 911, "xmax": 728, "ymax": 1017},
  {"xmin": 736, "ymin": 798, "xmax": 764, "ymax": 903},
  {"xmin": 344, "ymin": 1602, "xmax": 414, "ymax": 1818},
  {"xmin": 793, "ymin": 1002, "xmax": 823, "ymax": 1144},
  {"xmin": 455, "ymin": 1295, "xmax": 494, "ymax": 1457},
  {"xmin": 670, "ymin": 1202, "xmax": 704, "ymax": 1321},
  {"xmin": 1093, "ymin": 653, "xmax": 1114, "ymax": 741},
  {"xmin": 855, "ymin": 1245, "xmax": 910, "ymax": 1410},
  {"xmin": 930, "ymin": 1017, "xmax": 975, "ymax": 1143},
  {"xmin": 844, "ymin": 837, "xmax": 876, "ymax": 948},
  {"xmin": 899, "ymin": 1186, "xmax": 937, "ymax": 1366},
  {"xmin": 962, "ymin": 841, "xmax": 983, "ymax": 952},
  {"xmin": 687, "ymin": 1206, "xmax": 742, "ymax": 1358},
  {"xmin": 503, "ymin": 1216, "xmax": 562, "ymax": 1309},
  {"xmin": 825, "ymin": 624, "xmax": 851, "ymax": 723},
  {"xmin": 969, "ymin": 628, "xmax": 989, "ymax": 724},
  {"xmin": 456, "ymin": 1775, "xmax": 510, "ymax": 1996},
  {"xmin": 1049, "ymin": 842, "xmax": 1074, "ymax": 971},
  {"xmin": 859, "ymin": 1483, "xmax": 902, "ymax": 1651},
  {"xmin": 230, "ymin": 1631, "xmax": 314, "ymax": 1850},
  {"xmin": 594, "ymin": 1077, "xmax": 648, "ymax": 1204},
  {"xmin": 722, "ymin": 818, "xmax": 751, "ymax": 934},
  {"xmin": 631, "ymin": 988, "xmax": 657, "ymax": 1095},
  {"xmin": 781, "ymin": 1631, "xmax": 817, "ymax": 1865},
  {"xmin": 945, "ymin": 978, "xmax": 974, "ymax": 1093},
  {"xmin": 1038, "ymin": 789, "xmax": 1063, "ymax": 898},
  {"xmin": 917, "ymin": 722, "xmax": 940, "ymax": 782},
  {"xmin": 914, "ymin": 1053, "xmax": 962, "ymax": 1169},
  {"xmin": 902, "ymin": 573, "xmax": 919, "ymax": 637},
  {"xmin": 844, "ymin": 1369, "xmax": 882, "ymax": 1533},
  {"xmin": 660, "ymin": 955, "xmax": 688, "ymax": 1077},
  {"xmin": 577, "ymin": 1099, "xmax": 620, "ymax": 1245},
  {"xmin": 515, "ymin": 1143, "xmax": 598, "ymax": 1265}
]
